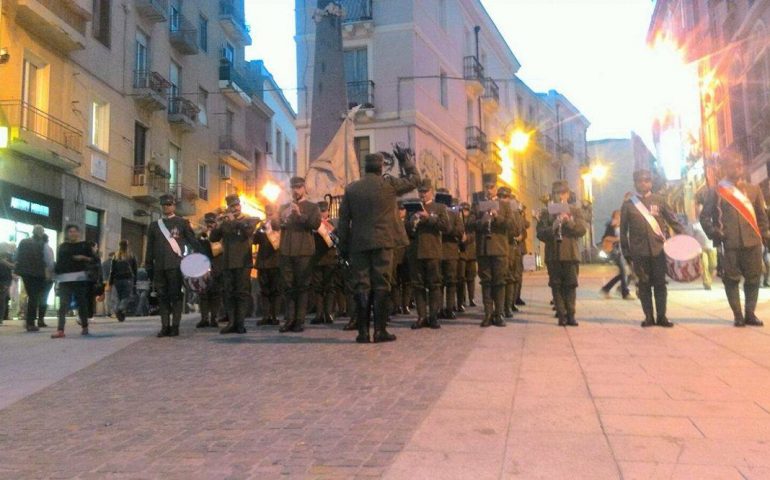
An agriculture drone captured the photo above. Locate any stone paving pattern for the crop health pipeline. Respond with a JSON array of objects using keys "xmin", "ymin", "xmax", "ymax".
[{"xmin": 1, "ymin": 265, "xmax": 770, "ymax": 479}]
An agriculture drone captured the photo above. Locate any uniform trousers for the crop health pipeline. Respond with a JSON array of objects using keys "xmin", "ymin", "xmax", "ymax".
[
  {"xmin": 280, "ymin": 255, "xmax": 313, "ymax": 323},
  {"xmin": 547, "ymin": 261, "xmax": 579, "ymax": 319},
  {"xmin": 153, "ymin": 269, "xmax": 184, "ymax": 327},
  {"xmin": 409, "ymin": 256, "xmax": 441, "ymax": 319}
]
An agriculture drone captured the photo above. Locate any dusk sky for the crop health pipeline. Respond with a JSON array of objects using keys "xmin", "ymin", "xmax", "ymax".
[{"xmin": 245, "ymin": 0, "xmax": 658, "ymax": 142}]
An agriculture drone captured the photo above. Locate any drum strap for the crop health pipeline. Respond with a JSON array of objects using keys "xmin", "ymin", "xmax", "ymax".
[
  {"xmin": 716, "ymin": 180, "xmax": 760, "ymax": 239},
  {"xmin": 158, "ymin": 218, "xmax": 183, "ymax": 257},
  {"xmin": 631, "ymin": 196, "xmax": 665, "ymax": 239}
]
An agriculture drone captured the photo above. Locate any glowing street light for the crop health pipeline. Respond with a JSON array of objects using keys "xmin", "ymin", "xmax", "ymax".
[
  {"xmin": 0, "ymin": 126, "xmax": 8, "ymax": 149},
  {"xmin": 260, "ymin": 180, "xmax": 282, "ymax": 204},
  {"xmin": 590, "ymin": 164, "xmax": 607, "ymax": 182},
  {"xmin": 509, "ymin": 130, "xmax": 531, "ymax": 153}
]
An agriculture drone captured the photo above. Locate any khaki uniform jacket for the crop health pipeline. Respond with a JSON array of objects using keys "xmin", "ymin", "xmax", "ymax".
[
  {"xmin": 253, "ymin": 219, "xmax": 281, "ymax": 269},
  {"xmin": 441, "ymin": 208, "xmax": 465, "ymax": 260},
  {"xmin": 145, "ymin": 216, "xmax": 200, "ymax": 271},
  {"xmin": 536, "ymin": 205, "xmax": 587, "ymax": 263},
  {"xmin": 619, "ymin": 193, "xmax": 683, "ymax": 258},
  {"xmin": 700, "ymin": 183, "xmax": 770, "ymax": 249},
  {"xmin": 210, "ymin": 214, "xmax": 257, "ymax": 269},
  {"xmin": 406, "ymin": 201, "xmax": 450, "ymax": 260},
  {"xmin": 474, "ymin": 200, "xmax": 519, "ymax": 257},
  {"xmin": 337, "ymin": 168, "xmax": 420, "ymax": 254},
  {"xmin": 198, "ymin": 233, "xmax": 224, "ymax": 274},
  {"xmin": 461, "ymin": 213, "xmax": 477, "ymax": 261},
  {"xmin": 279, "ymin": 200, "xmax": 322, "ymax": 257}
]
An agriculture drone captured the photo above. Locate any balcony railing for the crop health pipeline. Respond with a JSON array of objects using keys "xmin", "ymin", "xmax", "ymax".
[
  {"xmin": 133, "ymin": 70, "xmax": 171, "ymax": 96},
  {"xmin": 0, "ymin": 100, "xmax": 83, "ymax": 154},
  {"xmin": 131, "ymin": 164, "xmax": 170, "ymax": 190},
  {"xmin": 134, "ymin": 0, "xmax": 168, "ymax": 22},
  {"xmin": 219, "ymin": 135, "xmax": 250, "ymax": 160},
  {"xmin": 466, "ymin": 126, "xmax": 487, "ymax": 153},
  {"xmin": 198, "ymin": 186, "xmax": 208, "ymax": 201},
  {"xmin": 34, "ymin": 0, "xmax": 87, "ymax": 35},
  {"xmin": 169, "ymin": 11, "xmax": 199, "ymax": 55},
  {"xmin": 482, "ymin": 77, "xmax": 499, "ymax": 103},
  {"xmin": 168, "ymin": 97, "xmax": 199, "ymax": 119},
  {"xmin": 559, "ymin": 139, "xmax": 574, "ymax": 156},
  {"xmin": 219, "ymin": 61, "xmax": 257, "ymax": 97},
  {"xmin": 169, "ymin": 183, "xmax": 198, "ymax": 202},
  {"xmin": 342, "ymin": 0, "xmax": 373, "ymax": 22},
  {"xmin": 347, "ymin": 80, "xmax": 375, "ymax": 108},
  {"xmin": 219, "ymin": 0, "xmax": 251, "ymax": 43},
  {"xmin": 463, "ymin": 56, "xmax": 484, "ymax": 82}
]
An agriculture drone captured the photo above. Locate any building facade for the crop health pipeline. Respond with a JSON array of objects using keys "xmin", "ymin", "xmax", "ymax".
[{"xmin": 0, "ymin": 0, "xmax": 277, "ymax": 257}]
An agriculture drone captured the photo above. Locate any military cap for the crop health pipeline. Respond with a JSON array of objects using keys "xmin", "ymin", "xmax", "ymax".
[
  {"xmin": 159, "ymin": 193, "xmax": 176, "ymax": 206},
  {"xmin": 225, "ymin": 194, "xmax": 240, "ymax": 207},
  {"xmin": 632, "ymin": 169, "xmax": 652, "ymax": 182},
  {"xmin": 364, "ymin": 152, "xmax": 384, "ymax": 169},
  {"xmin": 418, "ymin": 178, "xmax": 433, "ymax": 192},
  {"xmin": 290, "ymin": 176, "xmax": 305, "ymax": 188},
  {"xmin": 436, "ymin": 187, "xmax": 450, "ymax": 194},
  {"xmin": 317, "ymin": 200, "xmax": 329, "ymax": 211},
  {"xmin": 203, "ymin": 212, "xmax": 217, "ymax": 223},
  {"xmin": 482, "ymin": 173, "xmax": 497, "ymax": 187},
  {"xmin": 552, "ymin": 180, "xmax": 570, "ymax": 194}
]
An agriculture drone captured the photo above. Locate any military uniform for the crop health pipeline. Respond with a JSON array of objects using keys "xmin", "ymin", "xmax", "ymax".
[
  {"xmin": 337, "ymin": 152, "xmax": 420, "ymax": 343},
  {"xmin": 145, "ymin": 194, "xmax": 200, "ymax": 337},
  {"xmin": 311, "ymin": 202, "xmax": 338, "ymax": 325},
  {"xmin": 254, "ymin": 214, "xmax": 282, "ymax": 326},
  {"xmin": 513, "ymin": 209, "xmax": 530, "ymax": 306},
  {"xmin": 537, "ymin": 181, "xmax": 587, "ymax": 326},
  {"xmin": 700, "ymin": 178, "xmax": 770, "ymax": 326},
  {"xmin": 391, "ymin": 203, "xmax": 411, "ymax": 315},
  {"xmin": 473, "ymin": 184, "xmax": 518, "ymax": 327},
  {"xmin": 457, "ymin": 203, "xmax": 477, "ymax": 309},
  {"xmin": 196, "ymin": 213, "xmax": 224, "ymax": 328},
  {"xmin": 619, "ymin": 172, "xmax": 683, "ymax": 327},
  {"xmin": 279, "ymin": 177, "xmax": 322, "ymax": 333},
  {"xmin": 438, "ymin": 194, "xmax": 464, "ymax": 319},
  {"xmin": 497, "ymin": 188, "xmax": 524, "ymax": 318}
]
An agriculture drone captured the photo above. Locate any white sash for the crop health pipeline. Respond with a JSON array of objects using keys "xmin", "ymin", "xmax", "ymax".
[
  {"xmin": 717, "ymin": 180, "xmax": 759, "ymax": 233},
  {"xmin": 158, "ymin": 218, "xmax": 183, "ymax": 257},
  {"xmin": 631, "ymin": 195, "xmax": 665, "ymax": 239}
]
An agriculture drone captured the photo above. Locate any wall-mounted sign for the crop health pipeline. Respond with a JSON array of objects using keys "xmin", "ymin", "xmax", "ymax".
[
  {"xmin": 10, "ymin": 196, "xmax": 50, "ymax": 217},
  {"xmin": 91, "ymin": 153, "xmax": 108, "ymax": 181}
]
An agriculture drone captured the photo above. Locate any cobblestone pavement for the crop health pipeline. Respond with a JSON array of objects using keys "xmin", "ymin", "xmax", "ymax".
[{"xmin": 2, "ymin": 265, "xmax": 770, "ymax": 479}]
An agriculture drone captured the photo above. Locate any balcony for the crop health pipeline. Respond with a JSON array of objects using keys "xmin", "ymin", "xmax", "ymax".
[
  {"xmin": 219, "ymin": 61, "xmax": 256, "ymax": 106},
  {"xmin": 466, "ymin": 126, "xmax": 487, "ymax": 154},
  {"xmin": 131, "ymin": 164, "xmax": 170, "ymax": 204},
  {"xmin": 534, "ymin": 132, "xmax": 557, "ymax": 163},
  {"xmin": 481, "ymin": 77, "xmax": 499, "ymax": 111},
  {"xmin": 489, "ymin": 141, "xmax": 502, "ymax": 164},
  {"xmin": 347, "ymin": 80, "xmax": 375, "ymax": 112},
  {"xmin": 0, "ymin": 100, "xmax": 83, "ymax": 169},
  {"xmin": 342, "ymin": 0, "xmax": 374, "ymax": 38},
  {"xmin": 15, "ymin": 0, "xmax": 88, "ymax": 53},
  {"xmin": 219, "ymin": 0, "xmax": 252, "ymax": 45},
  {"xmin": 559, "ymin": 139, "xmax": 575, "ymax": 157},
  {"xmin": 134, "ymin": 0, "xmax": 168, "ymax": 23},
  {"xmin": 169, "ymin": 183, "xmax": 198, "ymax": 217},
  {"xmin": 169, "ymin": 11, "xmax": 199, "ymax": 55},
  {"xmin": 463, "ymin": 56, "xmax": 485, "ymax": 96},
  {"xmin": 167, "ymin": 97, "xmax": 199, "ymax": 132},
  {"xmin": 133, "ymin": 70, "xmax": 171, "ymax": 112},
  {"xmin": 218, "ymin": 135, "xmax": 253, "ymax": 171}
]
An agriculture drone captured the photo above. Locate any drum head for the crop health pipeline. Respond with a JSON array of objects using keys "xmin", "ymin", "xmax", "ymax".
[
  {"xmin": 180, "ymin": 253, "xmax": 211, "ymax": 277},
  {"xmin": 663, "ymin": 235, "xmax": 701, "ymax": 261}
]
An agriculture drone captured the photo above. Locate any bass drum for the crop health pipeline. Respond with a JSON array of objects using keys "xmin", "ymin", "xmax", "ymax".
[
  {"xmin": 180, "ymin": 253, "xmax": 212, "ymax": 294},
  {"xmin": 663, "ymin": 234, "xmax": 702, "ymax": 282}
]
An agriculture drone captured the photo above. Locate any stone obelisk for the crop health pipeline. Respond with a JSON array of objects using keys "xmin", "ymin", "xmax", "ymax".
[{"xmin": 309, "ymin": 0, "xmax": 349, "ymax": 163}]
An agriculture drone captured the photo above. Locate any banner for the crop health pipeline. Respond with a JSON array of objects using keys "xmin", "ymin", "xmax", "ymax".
[{"xmin": 305, "ymin": 111, "xmax": 359, "ymax": 200}]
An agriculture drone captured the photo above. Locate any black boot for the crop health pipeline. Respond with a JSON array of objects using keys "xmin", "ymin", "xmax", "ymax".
[
  {"xmin": 457, "ymin": 281, "xmax": 466, "ymax": 312},
  {"xmin": 493, "ymin": 284, "xmax": 506, "ymax": 324},
  {"xmin": 411, "ymin": 317, "xmax": 429, "ymax": 329},
  {"xmin": 653, "ymin": 285, "xmax": 673, "ymax": 327},
  {"xmin": 279, "ymin": 297, "xmax": 296, "ymax": 333},
  {"xmin": 428, "ymin": 287, "xmax": 442, "ymax": 329},
  {"xmin": 170, "ymin": 301, "xmax": 183, "ymax": 336},
  {"xmin": 354, "ymin": 293, "xmax": 370, "ymax": 343},
  {"xmin": 724, "ymin": 281, "xmax": 744, "ymax": 326},
  {"xmin": 293, "ymin": 291, "xmax": 308, "ymax": 332},
  {"xmin": 552, "ymin": 286, "xmax": 567, "ymax": 326},
  {"xmin": 504, "ymin": 282, "xmax": 514, "ymax": 318},
  {"xmin": 468, "ymin": 279, "xmax": 477, "ymax": 307},
  {"xmin": 565, "ymin": 287, "xmax": 578, "ymax": 326},
  {"xmin": 638, "ymin": 284, "xmax": 655, "ymax": 327},
  {"xmin": 373, "ymin": 291, "xmax": 396, "ymax": 343},
  {"xmin": 480, "ymin": 285, "xmax": 493, "ymax": 327},
  {"xmin": 311, "ymin": 293, "xmax": 324, "ymax": 324},
  {"xmin": 744, "ymin": 282, "xmax": 763, "ymax": 326},
  {"xmin": 343, "ymin": 317, "xmax": 358, "ymax": 331},
  {"xmin": 158, "ymin": 303, "xmax": 171, "ymax": 337},
  {"xmin": 412, "ymin": 287, "xmax": 428, "ymax": 329},
  {"xmin": 445, "ymin": 285, "xmax": 457, "ymax": 319},
  {"xmin": 257, "ymin": 295, "xmax": 272, "ymax": 325}
]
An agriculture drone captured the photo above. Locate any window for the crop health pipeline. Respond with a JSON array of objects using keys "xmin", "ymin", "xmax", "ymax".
[
  {"xmin": 344, "ymin": 48, "xmax": 368, "ymax": 83},
  {"xmin": 222, "ymin": 42, "xmax": 235, "ymax": 64},
  {"xmin": 439, "ymin": 0, "xmax": 448, "ymax": 30},
  {"xmin": 90, "ymin": 100, "xmax": 110, "ymax": 152},
  {"xmin": 275, "ymin": 129, "xmax": 283, "ymax": 167},
  {"xmin": 198, "ymin": 163, "xmax": 208, "ymax": 200},
  {"xmin": 466, "ymin": 98, "xmax": 474, "ymax": 126},
  {"xmin": 199, "ymin": 15, "xmax": 208, "ymax": 52},
  {"xmin": 285, "ymin": 140, "xmax": 291, "ymax": 170},
  {"xmin": 292, "ymin": 150, "xmax": 297, "ymax": 174},
  {"xmin": 440, "ymin": 70, "xmax": 449, "ymax": 107},
  {"xmin": 133, "ymin": 123, "xmax": 147, "ymax": 168},
  {"xmin": 169, "ymin": 143, "xmax": 180, "ymax": 186},
  {"xmin": 169, "ymin": 61, "xmax": 181, "ymax": 100},
  {"xmin": 135, "ymin": 31, "xmax": 149, "ymax": 87},
  {"xmin": 197, "ymin": 88, "xmax": 208, "ymax": 125},
  {"xmin": 92, "ymin": 0, "xmax": 111, "ymax": 47},
  {"xmin": 85, "ymin": 208, "xmax": 102, "ymax": 245},
  {"xmin": 354, "ymin": 136, "xmax": 370, "ymax": 172},
  {"xmin": 225, "ymin": 109, "xmax": 234, "ymax": 136},
  {"xmin": 21, "ymin": 57, "xmax": 49, "ymax": 133}
]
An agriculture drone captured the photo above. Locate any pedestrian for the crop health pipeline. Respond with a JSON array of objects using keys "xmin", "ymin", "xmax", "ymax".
[
  {"xmin": 537, "ymin": 180, "xmax": 587, "ymax": 327},
  {"xmin": 691, "ymin": 193, "xmax": 718, "ymax": 291},
  {"xmin": 700, "ymin": 152, "xmax": 770, "ymax": 327},
  {"xmin": 211, "ymin": 194, "xmax": 257, "ymax": 334},
  {"xmin": 620, "ymin": 169, "xmax": 683, "ymax": 328},
  {"xmin": 13, "ymin": 224, "xmax": 48, "ymax": 332},
  {"xmin": 599, "ymin": 210, "xmax": 631, "ymax": 299},
  {"xmin": 100, "ymin": 252, "xmax": 115, "ymax": 317},
  {"xmin": 278, "ymin": 177, "xmax": 321, "ymax": 333},
  {"xmin": 254, "ymin": 205, "xmax": 282, "ymax": 326},
  {"xmin": 51, "ymin": 224, "xmax": 99, "ymax": 338},
  {"xmin": 196, "ymin": 212, "xmax": 224, "ymax": 328},
  {"xmin": 0, "ymin": 243, "xmax": 15, "ymax": 326},
  {"xmin": 134, "ymin": 264, "xmax": 151, "ymax": 317},
  {"xmin": 145, "ymin": 194, "xmax": 200, "ymax": 337},
  {"xmin": 337, "ymin": 152, "xmax": 419, "ymax": 343},
  {"xmin": 108, "ymin": 240, "xmax": 137, "ymax": 322},
  {"xmin": 36, "ymin": 234, "xmax": 55, "ymax": 328}
]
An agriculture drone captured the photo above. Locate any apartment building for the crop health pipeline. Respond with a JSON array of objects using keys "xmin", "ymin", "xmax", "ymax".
[{"xmin": 0, "ymin": 0, "xmax": 270, "ymax": 256}]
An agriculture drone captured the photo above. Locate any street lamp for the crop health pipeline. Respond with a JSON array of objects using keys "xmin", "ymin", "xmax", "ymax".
[
  {"xmin": 509, "ymin": 129, "xmax": 531, "ymax": 153},
  {"xmin": 260, "ymin": 180, "xmax": 282, "ymax": 204}
]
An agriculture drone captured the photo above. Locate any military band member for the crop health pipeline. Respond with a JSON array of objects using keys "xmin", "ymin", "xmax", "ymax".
[
  {"xmin": 473, "ymin": 177, "xmax": 518, "ymax": 327},
  {"xmin": 391, "ymin": 201, "xmax": 411, "ymax": 315},
  {"xmin": 210, "ymin": 195, "xmax": 257, "ymax": 334},
  {"xmin": 619, "ymin": 170, "xmax": 683, "ymax": 328},
  {"xmin": 337, "ymin": 152, "xmax": 420, "ymax": 343},
  {"xmin": 537, "ymin": 180, "xmax": 587, "ymax": 327},
  {"xmin": 311, "ymin": 201, "xmax": 338, "ymax": 325},
  {"xmin": 700, "ymin": 153, "xmax": 770, "ymax": 327},
  {"xmin": 513, "ymin": 205, "xmax": 530, "ymax": 307},
  {"xmin": 408, "ymin": 179, "xmax": 450, "ymax": 330},
  {"xmin": 497, "ymin": 186, "xmax": 521, "ymax": 318},
  {"xmin": 278, "ymin": 177, "xmax": 322, "ymax": 333},
  {"xmin": 437, "ymin": 189, "xmax": 464, "ymax": 319},
  {"xmin": 457, "ymin": 202, "xmax": 477, "ymax": 310},
  {"xmin": 196, "ymin": 212, "xmax": 224, "ymax": 328},
  {"xmin": 254, "ymin": 204, "xmax": 282, "ymax": 326},
  {"xmin": 145, "ymin": 194, "xmax": 200, "ymax": 337}
]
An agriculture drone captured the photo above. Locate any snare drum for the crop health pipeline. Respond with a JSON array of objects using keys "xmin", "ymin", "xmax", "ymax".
[
  {"xmin": 663, "ymin": 234, "xmax": 702, "ymax": 282},
  {"xmin": 180, "ymin": 253, "xmax": 212, "ymax": 294}
]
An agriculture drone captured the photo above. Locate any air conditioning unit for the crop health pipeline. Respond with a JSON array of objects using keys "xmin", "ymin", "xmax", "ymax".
[{"xmin": 219, "ymin": 163, "xmax": 232, "ymax": 180}]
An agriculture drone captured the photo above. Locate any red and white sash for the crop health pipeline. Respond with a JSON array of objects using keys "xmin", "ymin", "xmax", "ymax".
[
  {"xmin": 630, "ymin": 195, "xmax": 665, "ymax": 239},
  {"xmin": 717, "ymin": 180, "xmax": 760, "ymax": 239}
]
